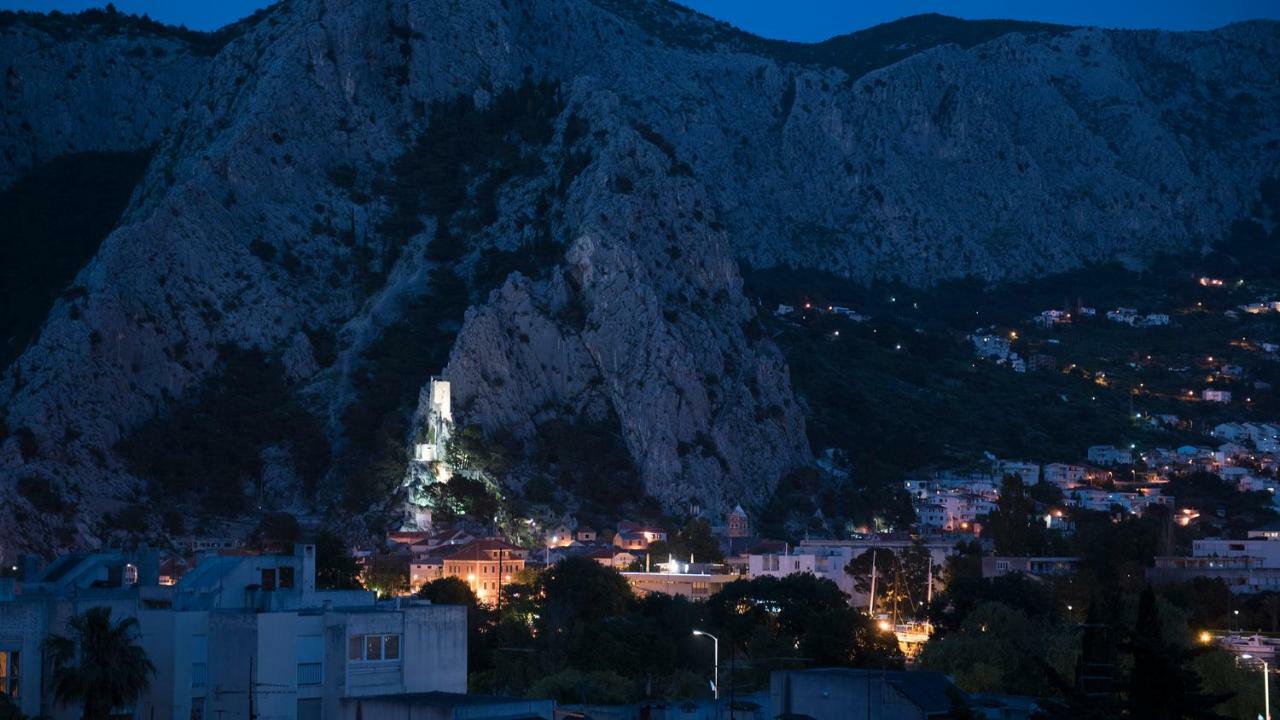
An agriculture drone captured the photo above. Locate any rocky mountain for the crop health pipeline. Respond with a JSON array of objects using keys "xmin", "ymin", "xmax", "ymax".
[{"xmin": 0, "ymin": 0, "xmax": 1276, "ymax": 552}]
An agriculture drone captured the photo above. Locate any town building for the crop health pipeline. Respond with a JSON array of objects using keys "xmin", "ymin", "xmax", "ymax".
[
  {"xmin": 1042, "ymin": 463, "xmax": 1087, "ymax": 488},
  {"xmin": 0, "ymin": 546, "xmax": 467, "ymax": 720},
  {"xmin": 612, "ymin": 523, "xmax": 668, "ymax": 550},
  {"xmin": 1151, "ymin": 532, "xmax": 1280, "ymax": 593},
  {"xmin": 1203, "ymin": 389, "xmax": 1233, "ymax": 403},
  {"xmin": 441, "ymin": 540, "xmax": 527, "ymax": 605},
  {"xmin": 543, "ymin": 523, "xmax": 575, "ymax": 548},
  {"xmin": 1086, "ymin": 445, "xmax": 1133, "ymax": 466},
  {"xmin": 621, "ymin": 570, "xmax": 736, "ymax": 599},
  {"xmin": 995, "ymin": 460, "xmax": 1039, "ymax": 485},
  {"xmin": 982, "ymin": 556, "xmax": 1080, "ymax": 579}
]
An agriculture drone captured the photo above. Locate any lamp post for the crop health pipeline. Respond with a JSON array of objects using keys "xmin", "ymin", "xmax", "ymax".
[
  {"xmin": 1242, "ymin": 654, "xmax": 1271, "ymax": 720},
  {"xmin": 693, "ymin": 630, "xmax": 720, "ymax": 700}
]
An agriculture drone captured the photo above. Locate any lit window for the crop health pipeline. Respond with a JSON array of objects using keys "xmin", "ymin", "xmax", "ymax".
[
  {"xmin": 0, "ymin": 650, "xmax": 18, "ymax": 698},
  {"xmin": 349, "ymin": 635, "xmax": 402, "ymax": 663}
]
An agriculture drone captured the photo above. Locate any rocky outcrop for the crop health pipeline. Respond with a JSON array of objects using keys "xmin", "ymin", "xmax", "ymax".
[
  {"xmin": 0, "ymin": 11, "xmax": 212, "ymax": 188},
  {"xmin": 443, "ymin": 95, "xmax": 811, "ymax": 510},
  {"xmin": 0, "ymin": 0, "xmax": 1276, "ymax": 551}
]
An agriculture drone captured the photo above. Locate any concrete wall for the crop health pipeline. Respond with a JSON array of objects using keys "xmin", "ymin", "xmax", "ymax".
[
  {"xmin": 770, "ymin": 671, "xmax": 924, "ymax": 720},
  {"xmin": 403, "ymin": 605, "xmax": 467, "ymax": 694}
]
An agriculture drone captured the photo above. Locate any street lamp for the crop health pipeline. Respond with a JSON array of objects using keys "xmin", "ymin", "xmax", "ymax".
[
  {"xmin": 693, "ymin": 630, "xmax": 720, "ymax": 700},
  {"xmin": 1241, "ymin": 654, "xmax": 1271, "ymax": 720}
]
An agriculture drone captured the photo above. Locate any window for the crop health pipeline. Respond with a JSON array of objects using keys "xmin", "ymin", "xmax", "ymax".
[
  {"xmin": 995, "ymin": 561, "xmax": 1010, "ymax": 572},
  {"xmin": 0, "ymin": 650, "xmax": 18, "ymax": 698},
  {"xmin": 261, "ymin": 568, "xmax": 277, "ymax": 591},
  {"xmin": 279, "ymin": 566, "xmax": 295, "ymax": 589},
  {"xmin": 297, "ymin": 635, "xmax": 322, "ymax": 686},
  {"xmin": 297, "ymin": 662, "xmax": 322, "ymax": 686},
  {"xmin": 349, "ymin": 634, "xmax": 401, "ymax": 662},
  {"xmin": 191, "ymin": 635, "xmax": 207, "ymax": 688},
  {"xmin": 189, "ymin": 698, "xmax": 205, "ymax": 720}
]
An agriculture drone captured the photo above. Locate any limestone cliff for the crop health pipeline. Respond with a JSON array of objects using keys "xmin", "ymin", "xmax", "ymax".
[{"xmin": 0, "ymin": 0, "xmax": 1275, "ymax": 550}]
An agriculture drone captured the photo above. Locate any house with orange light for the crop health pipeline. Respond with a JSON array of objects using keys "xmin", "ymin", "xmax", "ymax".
[
  {"xmin": 613, "ymin": 522, "xmax": 668, "ymax": 550},
  {"xmin": 442, "ymin": 539, "xmax": 527, "ymax": 604}
]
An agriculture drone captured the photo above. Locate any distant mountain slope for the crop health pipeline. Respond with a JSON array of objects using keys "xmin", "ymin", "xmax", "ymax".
[{"xmin": 0, "ymin": 0, "xmax": 1276, "ymax": 552}]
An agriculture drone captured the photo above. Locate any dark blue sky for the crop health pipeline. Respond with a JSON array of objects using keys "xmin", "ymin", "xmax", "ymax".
[{"xmin": 2, "ymin": 0, "xmax": 1278, "ymax": 39}]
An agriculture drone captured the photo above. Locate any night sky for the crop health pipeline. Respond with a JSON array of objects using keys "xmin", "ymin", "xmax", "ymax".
[{"xmin": 2, "ymin": 0, "xmax": 1278, "ymax": 38}]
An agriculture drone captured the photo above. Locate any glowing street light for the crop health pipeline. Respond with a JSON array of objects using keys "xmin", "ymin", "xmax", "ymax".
[
  {"xmin": 692, "ymin": 630, "xmax": 720, "ymax": 700},
  {"xmin": 1241, "ymin": 653, "xmax": 1271, "ymax": 720}
]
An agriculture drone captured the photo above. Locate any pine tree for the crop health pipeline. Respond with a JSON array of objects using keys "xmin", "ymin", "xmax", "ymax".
[{"xmin": 1127, "ymin": 586, "xmax": 1231, "ymax": 720}]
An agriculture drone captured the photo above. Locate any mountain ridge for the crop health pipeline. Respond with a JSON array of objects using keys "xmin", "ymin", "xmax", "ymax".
[{"xmin": 0, "ymin": 0, "xmax": 1276, "ymax": 553}]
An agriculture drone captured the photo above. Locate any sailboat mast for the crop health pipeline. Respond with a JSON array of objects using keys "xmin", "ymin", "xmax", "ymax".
[{"xmin": 926, "ymin": 553, "xmax": 933, "ymax": 606}]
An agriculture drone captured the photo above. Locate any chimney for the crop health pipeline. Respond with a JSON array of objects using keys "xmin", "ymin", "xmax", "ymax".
[{"xmin": 297, "ymin": 544, "xmax": 316, "ymax": 595}]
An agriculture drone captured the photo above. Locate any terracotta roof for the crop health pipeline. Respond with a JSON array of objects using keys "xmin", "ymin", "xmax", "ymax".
[
  {"xmin": 443, "ymin": 538, "xmax": 524, "ymax": 561},
  {"xmin": 388, "ymin": 531, "xmax": 432, "ymax": 544}
]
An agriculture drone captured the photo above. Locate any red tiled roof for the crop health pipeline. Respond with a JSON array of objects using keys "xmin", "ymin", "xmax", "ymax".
[{"xmin": 443, "ymin": 538, "xmax": 524, "ymax": 561}]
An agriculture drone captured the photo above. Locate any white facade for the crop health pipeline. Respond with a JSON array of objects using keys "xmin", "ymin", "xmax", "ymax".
[
  {"xmin": 1043, "ymin": 463, "xmax": 1087, "ymax": 488},
  {"xmin": 1087, "ymin": 445, "xmax": 1133, "ymax": 466},
  {"xmin": 0, "ymin": 547, "xmax": 467, "ymax": 720},
  {"xmin": 995, "ymin": 460, "xmax": 1039, "ymax": 485}
]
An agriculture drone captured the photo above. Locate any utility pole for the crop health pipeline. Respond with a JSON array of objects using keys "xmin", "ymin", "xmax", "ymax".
[
  {"xmin": 692, "ymin": 630, "xmax": 719, "ymax": 700},
  {"xmin": 497, "ymin": 548, "xmax": 505, "ymax": 614},
  {"xmin": 248, "ymin": 656, "xmax": 256, "ymax": 720},
  {"xmin": 867, "ymin": 549, "xmax": 878, "ymax": 617}
]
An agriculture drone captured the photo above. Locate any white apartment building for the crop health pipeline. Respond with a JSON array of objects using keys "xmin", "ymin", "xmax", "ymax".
[
  {"xmin": 0, "ymin": 546, "xmax": 466, "ymax": 720},
  {"xmin": 1087, "ymin": 445, "xmax": 1133, "ymax": 466},
  {"xmin": 1043, "ymin": 463, "xmax": 1087, "ymax": 488}
]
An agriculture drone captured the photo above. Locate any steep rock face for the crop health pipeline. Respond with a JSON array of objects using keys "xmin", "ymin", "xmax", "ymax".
[
  {"xmin": 544, "ymin": 14, "xmax": 1280, "ymax": 284},
  {"xmin": 0, "ymin": 0, "xmax": 1276, "ymax": 550},
  {"xmin": 0, "ymin": 15, "xmax": 209, "ymax": 187},
  {"xmin": 444, "ymin": 92, "xmax": 810, "ymax": 510}
]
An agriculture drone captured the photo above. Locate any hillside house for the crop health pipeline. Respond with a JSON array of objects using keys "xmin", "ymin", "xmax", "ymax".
[
  {"xmin": 1087, "ymin": 445, "xmax": 1133, "ymax": 466},
  {"xmin": 1043, "ymin": 463, "xmax": 1087, "ymax": 488},
  {"xmin": 613, "ymin": 523, "xmax": 667, "ymax": 550},
  {"xmin": 1203, "ymin": 389, "xmax": 1233, "ymax": 403}
]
